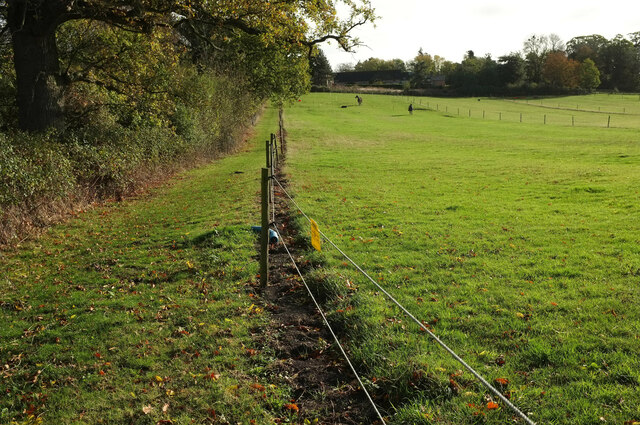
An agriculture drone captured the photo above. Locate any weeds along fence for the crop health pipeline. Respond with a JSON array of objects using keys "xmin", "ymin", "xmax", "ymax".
[{"xmin": 258, "ymin": 125, "xmax": 537, "ymax": 424}]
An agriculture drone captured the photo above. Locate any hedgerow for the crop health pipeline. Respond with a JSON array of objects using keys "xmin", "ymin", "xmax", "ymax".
[{"xmin": 0, "ymin": 69, "xmax": 260, "ymax": 244}]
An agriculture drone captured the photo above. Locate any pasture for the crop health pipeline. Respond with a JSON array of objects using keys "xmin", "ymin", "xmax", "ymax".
[{"xmin": 284, "ymin": 92, "xmax": 640, "ymax": 424}]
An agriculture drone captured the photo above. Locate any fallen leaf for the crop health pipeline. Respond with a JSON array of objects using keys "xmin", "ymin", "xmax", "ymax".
[
  {"xmin": 487, "ymin": 401, "xmax": 499, "ymax": 410},
  {"xmin": 285, "ymin": 403, "xmax": 299, "ymax": 412},
  {"xmin": 142, "ymin": 405, "xmax": 153, "ymax": 414}
]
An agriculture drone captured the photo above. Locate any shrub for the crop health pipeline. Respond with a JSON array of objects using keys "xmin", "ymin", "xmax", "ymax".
[
  {"xmin": 0, "ymin": 132, "xmax": 74, "ymax": 208},
  {"xmin": 0, "ymin": 69, "xmax": 262, "ymax": 244}
]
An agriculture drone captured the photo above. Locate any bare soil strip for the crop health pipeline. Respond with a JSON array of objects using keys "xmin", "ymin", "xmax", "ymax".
[{"xmin": 254, "ymin": 165, "xmax": 382, "ymax": 424}]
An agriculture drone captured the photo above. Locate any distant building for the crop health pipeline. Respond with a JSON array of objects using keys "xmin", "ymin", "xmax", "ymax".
[
  {"xmin": 333, "ymin": 70, "xmax": 411, "ymax": 87},
  {"xmin": 333, "ymin": 70, "xmax": 446, "ymax": 88},
  {"xmin": 430, "ymin": 75, "xmax": 446, "ymax": 87}
]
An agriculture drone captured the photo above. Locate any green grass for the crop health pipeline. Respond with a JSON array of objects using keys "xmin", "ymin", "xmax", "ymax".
[
  {"xmin": 0, "ymin": 107, "xmax": 294, "ymax": 424},
  {"xmin": 283, "ymin": 92, "xmax": 640, "ymax": 424},
  {"xmin": 313, "ymin": 92, "xmax": 640, "ymax": 128}
]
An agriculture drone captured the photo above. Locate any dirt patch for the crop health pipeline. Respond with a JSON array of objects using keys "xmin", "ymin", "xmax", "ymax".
[{"xmin": 255, "ymin": 160, "xmax": 383, "ymax": 424}]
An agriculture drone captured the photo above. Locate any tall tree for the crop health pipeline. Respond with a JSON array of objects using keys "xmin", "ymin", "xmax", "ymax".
[
  {"xmin": 543, "ymin": 52, "xmax": 579, "ymax": 88},
  {"xmin": 0, "ymin": 0, "xmax": 375, "ymax": 131},
  {"xmin": 497, "ymin": 53, "xmax": 526, "ymax": 86},
  {"xmin": 566, "ymin": 34, "xmax": 608, "ymax": 72},
  {"xmin": 354, "ymin": 57, "xmax": 406, "ymax": 71},
  {"xmin": 409, "ymin": 48, "xmax": 435, "ymax": 88},
  {"xmin": 579, "ymin": 58, "xmax": 601, "ymax": 91},
  {"xmin": 336, "ymin": 62, "xmax": 355, "ymax": 72},
  {"xmin": 523, "ymin": 34, "xmax": 550, "ymax": 84},
  {"xmin": 599, "ymin": 35, "xmax": 640, "ymax": 91},
  {"xmin": 548, "ymin": 33, "xmax": 566, "ymax": 52},
  {"xmin": 448, "ymin": 50, "xmax": 482, "ymax": 91},
  {"xmin": 310, "ymin": 49, "xmax": 333, "ymax": 86}
]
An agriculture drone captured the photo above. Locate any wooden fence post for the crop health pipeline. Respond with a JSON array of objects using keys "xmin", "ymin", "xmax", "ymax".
[
  {"xmin": 260, "ymin": 168, "xmax": 269, "ymax": 287},
  {"xmin": 271, "ymin": 133, "xmax": 279, "ymax": 167},
  {"xmin": 278, "ymin": 107, "xmax": 285, "ymax": 154}
]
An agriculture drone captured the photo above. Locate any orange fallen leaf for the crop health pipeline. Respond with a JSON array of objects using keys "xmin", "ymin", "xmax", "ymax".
[
  {"xmin": 487, "ymin": 401, "xmax": 499, "ymax": 410},
  {"xmin": 284, "ymin": 403, "xmax": 299, "ymax": 412},
  {"xmin": 248, "ymin": 382, "xmax": 263, "ymax": 391}
]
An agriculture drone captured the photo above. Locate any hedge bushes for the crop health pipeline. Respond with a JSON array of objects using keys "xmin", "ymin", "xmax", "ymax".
[{"xmin": 0, "ymin": 71, "xmax": 260, "ymax": 244}]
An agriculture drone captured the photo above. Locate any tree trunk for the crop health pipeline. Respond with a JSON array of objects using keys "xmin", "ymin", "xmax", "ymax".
[
  {"xmin": 8, "ymin": 0, "xmax": 68, "ymax": 132},
  {"xmin": 11, "ymin": 29, "xmax": 64, "ymax": 131}
]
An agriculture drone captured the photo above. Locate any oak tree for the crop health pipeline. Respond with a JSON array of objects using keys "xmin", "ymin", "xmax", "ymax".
[{"xmin": 0, "ymin": 0, "xmax": 374, "ymax": 131}]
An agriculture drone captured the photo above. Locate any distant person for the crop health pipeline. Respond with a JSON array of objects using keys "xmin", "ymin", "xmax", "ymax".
[
  {"xmin": 355, "ymin": 95, "xmax": 362, "ymax": 106},
  {"xmin": 408, "ymin": 103, "xmax": 413, "ymax": 115}
]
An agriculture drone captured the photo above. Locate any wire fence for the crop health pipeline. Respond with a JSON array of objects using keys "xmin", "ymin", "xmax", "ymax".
[
  {"xmin": 261, "ymin": 127, "xmax": 537, "ymax": 423},
  {"xmin": 397, "ymin": 96, "xmax": 640, "ymax": 129},
  {"xmin": 271, "ymin": 223, "xmax": 388, "ymax": 424},
  {"xmin": 270, "ymin": 176, "xmax": 537, "ymax": 425}
]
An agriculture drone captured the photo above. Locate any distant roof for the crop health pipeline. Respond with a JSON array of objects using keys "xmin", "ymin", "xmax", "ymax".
[{"xmin": 334, "ymin": 70, "xmax": 410, "ymax": 84}]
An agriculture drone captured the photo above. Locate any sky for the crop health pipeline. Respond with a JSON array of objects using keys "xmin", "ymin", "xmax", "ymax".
[{"xmin": 321, "ymin": 0, "xmax": 640, "ymax": 69}]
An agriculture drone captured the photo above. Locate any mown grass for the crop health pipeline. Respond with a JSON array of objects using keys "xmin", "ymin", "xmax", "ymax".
[
  {"xmin": 0, "ymin": 107, "xmax": 295, "ymax": 424},
  {"xmin": 311, "ymin": 92, "xmax": 640, "ymax": 128},
  {"xmin": 283, "ymin": 92, "xmax": 640, "ymax": 424}
]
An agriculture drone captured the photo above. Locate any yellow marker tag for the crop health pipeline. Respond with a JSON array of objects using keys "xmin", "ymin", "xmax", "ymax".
[{"xmin": 310, "ymin": 219, "xmax": 322, "ymax": 252}]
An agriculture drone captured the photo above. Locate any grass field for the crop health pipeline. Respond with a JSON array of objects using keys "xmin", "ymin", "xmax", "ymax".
[
  {"xmin": 303, "ymin": 92, "xmax": 640, "ymax": 129},
  {"xmin": 0, "ymin": 108, "xmax": 294, "ymax": 424},
  {"xmin": 1, "ymin": 92, "xmax": 638, "ymax": 425},
  {"xmin": 283, "ymin": 92, "xmax": 640, "ymax": 424}
]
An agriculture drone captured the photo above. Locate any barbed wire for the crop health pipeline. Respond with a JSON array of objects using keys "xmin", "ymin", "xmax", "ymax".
[
  {"xmin": 272, "ymin": 176, "xmax": 537, "ymax": 425},
  {"xmin": 270, "ymin": 224, "xmax": 388, "ymax": 424}
]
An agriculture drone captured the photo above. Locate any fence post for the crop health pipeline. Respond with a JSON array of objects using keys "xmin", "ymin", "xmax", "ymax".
[
  {"xmin": 278, "ymin": 107, "xmax": 285, "ymax": 155},
  {"xmin": 271, "ymin": 133, "xmax": 279, "ymax": 167},
  {"xmin": 499, "ymin": 112, "xmax": 502, "ymax": 121},
  {"xmin": 572, "ymin": 115, "xmax": 575, "ymax": 127},
  {"xmin": 260, "ymin": 168, "xmax": 269, "ymax": 287},
  {"xmin": 266, "ymin": 139, "xmax": 271, "ymax": 170},
  {"xmin": 607, "ymin": 115, "xmax": 611, "ymax": 128},
  {"xmin": 483, "ymin": 110, "xmax": 485, "ymax": 119},
  {"xmin": 544, "ymin": 114, "xmax": 546, "ymax": 125}
]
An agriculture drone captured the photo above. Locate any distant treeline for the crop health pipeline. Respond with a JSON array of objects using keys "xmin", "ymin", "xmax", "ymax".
[{"xmin": 325, "ymin": 33, "xmax": 640, "ymax": 95}]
